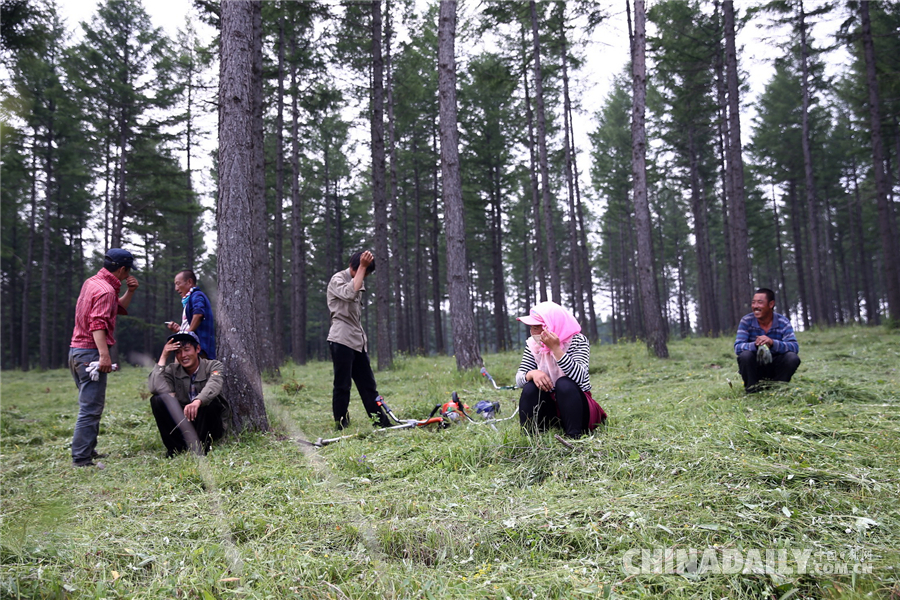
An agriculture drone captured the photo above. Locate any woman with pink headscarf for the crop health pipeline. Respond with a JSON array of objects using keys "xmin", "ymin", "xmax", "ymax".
[{"xmin": 515, "ymin": 301, "xmax": 607, "ymax": 437}]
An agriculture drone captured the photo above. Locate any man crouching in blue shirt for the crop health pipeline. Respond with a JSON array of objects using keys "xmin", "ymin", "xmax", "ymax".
[{"xmin": 734, "ymin": 288, "xmax": 801, "ymax": 392}]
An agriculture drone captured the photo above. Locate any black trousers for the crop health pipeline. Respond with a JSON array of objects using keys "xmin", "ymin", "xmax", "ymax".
[
  {"xmin": 329, "ymin": 342, "xmax": 389, "ymax": 427},
  {"xmin": 519, "ymin": 376, "xmax": 590, "ymax": 437},
  {"xmin": 736, "ymin": 350, "xmax": 801, "ymax": 391},
  {"xmin": 150, "ymin": 393, "xmax": 225, "ymax": 457}
]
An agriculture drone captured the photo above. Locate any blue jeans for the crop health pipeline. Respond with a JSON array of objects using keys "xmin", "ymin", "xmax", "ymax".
[{"xmin": 69, "ymin": 347, "xmax": 107, "ymax": 463}]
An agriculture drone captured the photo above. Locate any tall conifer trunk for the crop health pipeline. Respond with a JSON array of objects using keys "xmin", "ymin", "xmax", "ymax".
[
  {"xmin": 439, "ymin": 0, "xmax": 481, "ymax": 370},
  {"xmin": 723, "ymin": 0, "xmax": 752, "ymax": 318},
  {"xmin": 859, "ymin": 0, "xmax": 900, "ymax": 320},
  {"xmin": 631, "ymin": 0, "xmax": 668, "ymax": 358},
  {"xmin": 371, "ymin": 0, "xmax": 393, "ymax": 370},
  {"xmin": 217, "ymin": 0, "xmax": 269, "ymax": 433}
]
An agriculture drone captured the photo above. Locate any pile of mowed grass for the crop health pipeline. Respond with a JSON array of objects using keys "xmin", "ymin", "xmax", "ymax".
[{"xmin": 1, "ymin": 326, "xmax": 898, "ymax": 599}]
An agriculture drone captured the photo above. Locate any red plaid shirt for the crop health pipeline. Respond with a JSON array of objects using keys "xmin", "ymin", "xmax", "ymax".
[{"xmin": 70, "ymin": 269, "xmax": 128, "ymax": 349}]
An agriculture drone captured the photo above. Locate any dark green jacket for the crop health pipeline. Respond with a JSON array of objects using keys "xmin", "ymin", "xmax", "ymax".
[{"xmin": 148, "ymin": 358, "xmax": 231, "ymax": 431}]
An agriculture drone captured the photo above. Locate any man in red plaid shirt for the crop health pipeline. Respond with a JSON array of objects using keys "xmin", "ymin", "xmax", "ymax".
[{"xmin": 69, "ymin": 248, "xmax": 139, "ymax": 467}]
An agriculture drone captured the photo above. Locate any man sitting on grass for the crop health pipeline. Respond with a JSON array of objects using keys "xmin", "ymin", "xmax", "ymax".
[
  {"xmin": 734, "ymin": 287, "xmax": 801, "ymax": 393},
  {"xmin": 148, "ymin": 332, "xmax": 231, "ymax": 457}
]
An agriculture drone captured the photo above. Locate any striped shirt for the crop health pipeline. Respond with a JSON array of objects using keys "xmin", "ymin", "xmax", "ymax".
[
  {"xmin": 734, "ymin": 312, "xmax": 799, "ymax": 355},
  {"xmin": 516, "ymin": 333, "xmax": 592, "ymax": 391},
  {"xmin": 70, "ymin": 269, "xmax": 127, "ymax": 348}
]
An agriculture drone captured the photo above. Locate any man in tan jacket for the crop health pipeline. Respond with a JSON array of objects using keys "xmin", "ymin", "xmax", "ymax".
[
  {"xmin": 148, "ymin": 332, "xmax": 230, "ymax": 456},
  {"xmin": 326, "ymin": 250, "xmax": 390, "ymax": 430}
]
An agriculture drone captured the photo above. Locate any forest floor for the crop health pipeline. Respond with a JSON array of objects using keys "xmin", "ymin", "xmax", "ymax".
[{"xmin": 1, "ymin": 326, "xmax": 899, "ymax": 599}]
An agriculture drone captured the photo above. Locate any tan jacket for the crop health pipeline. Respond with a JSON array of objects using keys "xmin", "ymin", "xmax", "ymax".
[
  {"xmin": 326, "ymin": 268, "xmax": 368, "ymax": 352},
  {"xmin": 148, "ymin": 358, "xmax": 231, "ymax": 430}
]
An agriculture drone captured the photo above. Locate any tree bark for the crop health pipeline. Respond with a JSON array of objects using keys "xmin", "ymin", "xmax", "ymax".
[
  {"xmin": 217, "ymin": 0, "xmax": 269, "ymax": 433},
  {"xmin": 859, "ymin": 0, "xmax": 900, "ymax": 321},
  {"xmin": 631, "ymin": 0, "xmax": 668, "ymax": 358},
  {"xmin": 439, "ymin": 0, "xmax": 481, "ymax": 370},
  {"xmin": 529, "ymin": 0, "xmax": 560, "ymax": 304},
  {"xmin": 371, "ymin": 0, "xmax": 393, "ymax": 370},
  {"xmin": 722, "ymin": 1, "xmax": 752, "ymax": 319}
]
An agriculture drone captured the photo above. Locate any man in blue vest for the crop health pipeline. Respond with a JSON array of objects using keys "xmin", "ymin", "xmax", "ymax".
[
  {"xmin": 167, "ymin": 270, "xmax": 216, "ymax": 359},
  {"xmin": 734, "ymin": 288, "xmax": 801, "ymax": 392}
]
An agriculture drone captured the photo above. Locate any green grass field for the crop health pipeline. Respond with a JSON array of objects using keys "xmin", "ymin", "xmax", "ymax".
[{"xmin": 2, "ymin": 327, "xmax": 898, "ymax": 599}]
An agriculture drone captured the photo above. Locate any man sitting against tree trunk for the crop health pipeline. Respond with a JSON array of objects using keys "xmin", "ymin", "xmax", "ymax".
[
  {"xmin": 734, "ymin": 288, "xmax": 801, "ymax": 393},
  {"xmin": 148, "ymin": 332, "xmax": 231, "ymax": 457}
]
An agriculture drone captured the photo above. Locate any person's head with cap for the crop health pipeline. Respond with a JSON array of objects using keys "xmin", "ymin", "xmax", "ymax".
[
  {"xmin": 517, "ymin": 301, "xmax": 582, "ymax": 349},
  {"xmin": 103, "ymin": 248, "xmax": 136, "ymax": 279},
  {"xmin": 166, "ymin": 331, "xmax": 202, "ymax": 373}
]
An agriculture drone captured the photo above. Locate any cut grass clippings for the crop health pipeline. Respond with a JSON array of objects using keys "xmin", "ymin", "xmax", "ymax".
[{"xmin": 1, "ymin": 326, "xmax": 898, "ymax": 598}]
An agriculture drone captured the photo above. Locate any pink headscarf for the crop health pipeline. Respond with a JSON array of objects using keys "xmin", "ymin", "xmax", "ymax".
[{"xmin": 518, "ymin": 301, "xmax": 582, "ymax": 355}]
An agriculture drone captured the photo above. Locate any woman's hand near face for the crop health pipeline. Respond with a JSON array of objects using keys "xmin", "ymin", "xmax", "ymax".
[
  {"xmin": 527, "ymin": 369, "xmax": 553, "ymax": 391},
  {"xmin": 540, "ymin": 329, "xmax": 561, "ymax": 352}
]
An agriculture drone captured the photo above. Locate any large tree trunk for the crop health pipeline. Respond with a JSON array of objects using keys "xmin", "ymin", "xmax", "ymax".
[
  {"xmin": 859, "ymin": 0, "xmax": 900, "ymax": 320},
  {"xmin": 439, "ymin": 0, "xmax": 481, "ymax": 370},
  {"xmin": 217, "ymin": 0, "xmax": 269, "ymax": 433},
  {"xmin": 798, "ymin": 0, "xmax": 827, "ymax": 325},
  {"xmin": 529, "ymin": 0, "xmax": 560, "ymax": 304},
  {"xmin": 631, "ymin": 0, "xmax": 668, "ymax": 358},
  {"xmin": 722, "ymin": 1, "xmax": 752, "ymax": 318},
  {"xmin": 371, "ymin": 0, "xmax": 393, "ymax": 370}
]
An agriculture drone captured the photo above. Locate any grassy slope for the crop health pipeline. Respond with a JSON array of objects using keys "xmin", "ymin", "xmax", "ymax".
[{"xmin": 1, "ymin": 327, "xmax": 898, "ymax": 599}]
